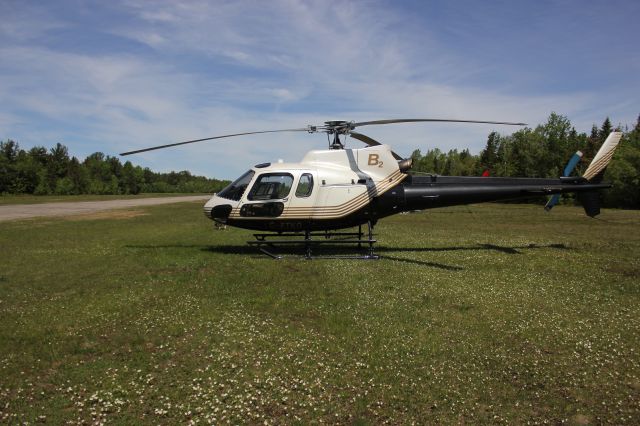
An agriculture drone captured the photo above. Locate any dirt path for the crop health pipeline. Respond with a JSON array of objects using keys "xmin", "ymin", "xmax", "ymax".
[{"xmin": 0, "ymin": 195, "xmax": 210, "ymax": 222}]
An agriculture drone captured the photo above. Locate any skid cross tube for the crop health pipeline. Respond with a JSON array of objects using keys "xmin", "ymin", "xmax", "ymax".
[{"xmin": 246, "ymin": 223, "xmax": 378, "ymax": 259}]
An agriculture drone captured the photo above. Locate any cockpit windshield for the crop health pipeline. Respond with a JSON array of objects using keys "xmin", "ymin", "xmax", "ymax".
[{"xmin": 217, "ymin": 170, "xmax": 255, "ymax": 201}]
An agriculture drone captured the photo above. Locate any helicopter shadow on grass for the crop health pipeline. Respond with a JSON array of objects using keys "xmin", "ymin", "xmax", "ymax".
[
  {"xmin": 377, "ymin": 242, "xmax": 572, "ymax": 255},
  {"xmin": 374, "ymin": 242, "xmax": 572, "ymax": 270},
  {"xmin": 124, "ymin": 243, "xmax": 461, "ymax": 270},
  {"xmin": 124, "ymin": 242, "xmax": 571, "ymax": 271},
  {"xmin": 205, "ymin": 244, "xmax": 466, "ymax": 271},
  {"xmin": 125, "ymin": 243, "xmax": 256, "ymax": 255}
]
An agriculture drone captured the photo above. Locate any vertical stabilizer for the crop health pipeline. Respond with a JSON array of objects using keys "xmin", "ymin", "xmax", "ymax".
[
  {"xmin": 576, "ymin": 131, "xmax": 622, "ymax": 217},
  {"xmin": 583, "ymin": 132, "xmax": 623, "ymax": 181}
]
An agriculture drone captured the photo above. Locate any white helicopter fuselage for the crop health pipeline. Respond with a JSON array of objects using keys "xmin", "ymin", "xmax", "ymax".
[{"xmin": 204, "ymin": 144, "xmax": 407, "ymax": 231}]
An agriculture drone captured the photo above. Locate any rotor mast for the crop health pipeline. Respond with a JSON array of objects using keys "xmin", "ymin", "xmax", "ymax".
[{"xmin": 323, "ymin": 120, "xmax": 355, "ymax": 150}]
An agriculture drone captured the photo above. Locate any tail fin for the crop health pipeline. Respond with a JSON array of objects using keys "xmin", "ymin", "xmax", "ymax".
[
  {"xmin": 582, "ymin": 131, "xmax": 623, "ymax": 182},
  {"xmin": 578, "ymin": 131, "xmax": 623, "ymax": 217}
]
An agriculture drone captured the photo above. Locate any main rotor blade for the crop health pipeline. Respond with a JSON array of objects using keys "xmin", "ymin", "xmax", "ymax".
[
  {"xmin": 350, "ymin": 132, "xmax": 403, "ymax": 160},
  {"xmin": 353, "ymin": 118, "xmax": 527, "ymax": 128},
  {"xmin": 120, "ymin": 128, "xmax": 311, "ymax": 156}
]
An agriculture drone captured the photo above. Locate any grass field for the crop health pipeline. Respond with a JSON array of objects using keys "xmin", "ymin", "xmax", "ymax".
[{"xmin": 0, "ymin": 201, "xmax": 638, "ymax": 424}]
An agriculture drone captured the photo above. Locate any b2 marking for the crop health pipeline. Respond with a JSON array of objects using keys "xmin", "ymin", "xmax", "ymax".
[{"xmin": 368, "ymin": 154, "xmax": 384, "ymax": 168}]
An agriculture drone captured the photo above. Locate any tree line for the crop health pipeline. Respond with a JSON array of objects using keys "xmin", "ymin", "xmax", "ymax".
[
  {"xmin": 2, "ymin": 113, "xmax": 639, "ymax": 207},
  {"xmin": 410, "ymin": 113, "xmax": 640, "ymax": 208},
  {"xmin": 0, "ymin": 142, "xmax": 230, "ymax": 195}
]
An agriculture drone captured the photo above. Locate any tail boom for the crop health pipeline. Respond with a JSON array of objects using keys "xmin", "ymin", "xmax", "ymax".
[{"xmin": 398, "ymin": 175, "xmax": 609, "ymax": 212}]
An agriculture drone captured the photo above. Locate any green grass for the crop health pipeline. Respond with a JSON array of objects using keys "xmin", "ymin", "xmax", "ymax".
[
  {"xmin": 0, "ymin": 193, "xmax": 210, "ymax": 205},
  {"xmin": 0, "ymin": 202, "xmax": 638, "ymax": 424}
]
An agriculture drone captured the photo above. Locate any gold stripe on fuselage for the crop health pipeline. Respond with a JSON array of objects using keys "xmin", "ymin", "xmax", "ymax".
[
  {"xmin": 229, "ymin": 170, "xmax": 406, "ymax": 220},
  {"xmin": 283, "ymin": 170, "xmax": 404, "ymax": 218}
]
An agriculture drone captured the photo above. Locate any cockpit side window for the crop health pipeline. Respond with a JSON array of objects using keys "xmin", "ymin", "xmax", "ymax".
[
  {"xmin": 247, "ymin": 173, "xmax": 294, "ymax": 201},
  {"xmin": 218, "ymin": 170, "xmax": 255, "ymax": 201},
  {"xmin": 295, "ymin": 173, "xmax": 314, "ymax": 197}
]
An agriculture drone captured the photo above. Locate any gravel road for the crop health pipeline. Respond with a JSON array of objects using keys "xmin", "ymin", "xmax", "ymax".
[{"xmin": 0, "ymin": 195, "xmax": 210, "ymax": 222}]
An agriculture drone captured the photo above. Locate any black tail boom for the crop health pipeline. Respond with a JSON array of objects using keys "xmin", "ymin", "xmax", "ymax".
[{"xmin": 391, "ymin": 175, "xmax": 610, "ymax": 216}]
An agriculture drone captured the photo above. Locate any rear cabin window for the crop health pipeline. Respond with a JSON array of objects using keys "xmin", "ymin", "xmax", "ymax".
[
  {"xmin": 247, "ymin": 173, "xmax": 294, "ymax": 200},
  {"xmin": 295, "ymin": 173, "xmax": 314, "ymax": 197}
]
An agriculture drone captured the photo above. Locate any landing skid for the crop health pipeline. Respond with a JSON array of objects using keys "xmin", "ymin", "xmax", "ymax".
[{"xmin": 247, "ymin": 222, "xmax": 378, "ymax": 259}]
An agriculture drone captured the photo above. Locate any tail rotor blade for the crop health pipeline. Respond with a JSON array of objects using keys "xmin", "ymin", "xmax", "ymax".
[{"xmin": 545, "ymin": 151, "xmax": 584, "ymax": 212}]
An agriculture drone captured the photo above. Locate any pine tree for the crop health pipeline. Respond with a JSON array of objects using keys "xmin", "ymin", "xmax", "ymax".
[
  {"xmin": 480, "ymin": 132, "xmax": 500, "ymax": 172},
  {"xmin": 599, "ymin": 117, "xmax": 612, "ymax": 141}
]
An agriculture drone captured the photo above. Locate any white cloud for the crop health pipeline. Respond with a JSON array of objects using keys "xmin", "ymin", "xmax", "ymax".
[{"xmin": 1, "ymin": 0, "xmax": 637, "ymax": 179}]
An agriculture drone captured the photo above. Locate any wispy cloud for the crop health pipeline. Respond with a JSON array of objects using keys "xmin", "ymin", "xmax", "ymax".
[{"xmin": 1, "ymin": 0, "xmax": 638, "ymax": 179}]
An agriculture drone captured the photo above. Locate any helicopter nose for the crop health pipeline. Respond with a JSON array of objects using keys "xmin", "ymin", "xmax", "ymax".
[
  {"xmin": 204, "ymin": 195, "xmax": 235, "ymax": 222},
  {"xmin": 210, "ymin": 204, "xmax": 232, "ymax": 221}
]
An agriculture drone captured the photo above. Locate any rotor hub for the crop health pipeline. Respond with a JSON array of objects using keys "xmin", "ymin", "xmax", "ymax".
[{"xmin": 324, "ymin": 120, "xmax": 355, "ymax": 134}]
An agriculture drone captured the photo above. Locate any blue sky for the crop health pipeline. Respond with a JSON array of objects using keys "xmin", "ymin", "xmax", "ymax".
[{"xmin": 1, "ymin": 0, "xmax": 638, "ymax": 179}]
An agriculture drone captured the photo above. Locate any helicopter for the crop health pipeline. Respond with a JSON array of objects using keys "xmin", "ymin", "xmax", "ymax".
[{"xmin": 121, "ymin": 119, "xmax": 622, "ymax": 258}]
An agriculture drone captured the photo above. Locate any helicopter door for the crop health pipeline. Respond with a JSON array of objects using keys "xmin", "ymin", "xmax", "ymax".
[
  {"xmin": 239, "ymin": 172, "xmax": 294, "ymax": 218},
  {"xmin": 285, "ymin": 172, "xmax": 317, "ymax": 219}
]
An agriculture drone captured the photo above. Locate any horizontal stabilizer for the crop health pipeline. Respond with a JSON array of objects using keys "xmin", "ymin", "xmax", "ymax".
[{"xmin": 583, "ymin": 132, "xmax": 622, "ymax": 181}]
